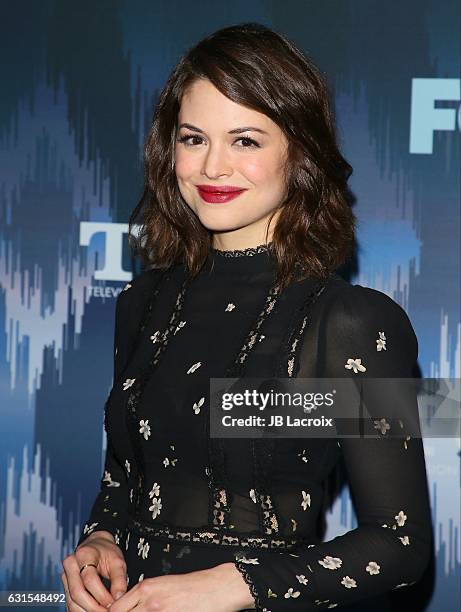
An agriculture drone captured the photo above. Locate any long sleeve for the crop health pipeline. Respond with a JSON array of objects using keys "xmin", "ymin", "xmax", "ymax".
[
  {"xmin": 74, "ymin": 283, "xmax": 137, "ymax": 551},
  {"xmin": 232, "ymin": 284, "xmax": 433, "ymax": 611}
]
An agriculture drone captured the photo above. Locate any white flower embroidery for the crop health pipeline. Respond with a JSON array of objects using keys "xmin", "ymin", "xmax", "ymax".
[
  {"xmin": 259, "ymin": 334, "xmax": 265, "ymax": 342},
  {"xmin": 395, "ymin": 510, "xmax": 407, "ymax": 526},
  {"xmin": 139, "ymin": 419, "xmax": 151, "ymax": 440},
  {"xmin": 284, "ymin": 587, "xmax": 300, "ymax": 598},
  {"xmin": 393, "ymin": 582, "xmax": 409, "ymax": 589},
  {"xmin": 186, "ymin": 361, "xmax": 202, "ymax": 374},
  {"xmin": 174, "ymin": 321, "xmax": 186, "ymax": 334},
  {"xmin": 123, "ymin": 283, "xmax": 132, "ymax": 291},
  {"xmin": 83, "ymin": 522, "xmax": 99, "ymax": 535},
  {"xmin": 249, "ymin": 489, "xmax": 257, "ymax": 503},
  {"xmin": 225, "ymin": 303, "xmax": 236, "ymax": 311},
  {"xmin": 137, "ymin": 537, "xmax": 150, "ymax": 559},
  {"xmin": 129, "ymin": 488, "xmax": 133, "ymax": 503},
  {"xmin": 122, "ymin": 378, "xmax": 136, "ymax": 391},
  {"xmin": 238, "ymin": 556, "xmax": 260, "ymax": 564},
  {"xmin": 376, "ymin": 331, "xmax": 387, "ymax": 351},
  {"xmin": 193, "ymin": 396, "xmax": 205, "ymax": 414},
  {"xmin": 102, "ymin": 471, "xmax": 120, "ymax": 487},
  {"xmin": 114, "ymin": 533, "xmax": 120, "ymax": 545},
  {"xmin": 138, "ymin": 573, "xmax": 144, "ymax": 582},
  {"xmin": 125, "ymin": 531, "xmax": 130, "ymax": 551},
  {"xmin": 341, "ymin": 576, "xmax": 357, "ymax": 588},
  {"xmin": 149, "ymin": 482, "xmax": 160, "ymax": 498},
  {"xmin": 366, "ymin": 561, "xmax": 380, "ymax": 575},
  {"xmin": 301, "ymin": 490, "xmax": 311, "ymax": 510},
  {"xmin": 374, "ymin": 418, "xmax": 391, "ymax": 435},
  {"xmin": 327, "ymin": 605, "xmax": 339, "ymax": 609},
  {"xmin": 318, "ymin": 555, "xmax": 342, "ymax": 570},
  {"xmin": 149, "ymin": 497, "xmax": 163, "ymax": 519},
  {"xmin": 125, "ymin": 460, "xmax": 130, "ymax": 474},
  {"xmin": 298, "ymin": 449, "xmax": 308, "ymax": 462},
  {"xmin": 150, "ymin": 330, "xmax": 161, "ymax": 343},
  {"xmin": 291, "ymin": 518, "xmax": 297, "ymax": 531},
  {"xmin": 399, "ymin": 535, "xmax": 410, "ymax": 545},
  {"xmin": 345, "ymin": 358, "xmax": 367, "ymax": 373},
  {"xmin": 296, "ymin": 574, "xmax": 309, "ymax": 585}
]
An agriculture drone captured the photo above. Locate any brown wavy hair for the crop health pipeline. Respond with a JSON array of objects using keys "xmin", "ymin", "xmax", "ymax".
[{"xmin": 128, "ymin": 22, "xmax": 355, "ymax": 291}]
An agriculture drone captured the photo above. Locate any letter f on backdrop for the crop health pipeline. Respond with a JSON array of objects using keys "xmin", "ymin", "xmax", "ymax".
[{"xmin": 410, "ymin": 78, "xmax": 460, "ymax": 154}]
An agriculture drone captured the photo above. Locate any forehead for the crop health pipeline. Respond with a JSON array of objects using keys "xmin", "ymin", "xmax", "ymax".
[{"xmin": 178, "ymin": 78, "xmax": 275, "ymax": 131}]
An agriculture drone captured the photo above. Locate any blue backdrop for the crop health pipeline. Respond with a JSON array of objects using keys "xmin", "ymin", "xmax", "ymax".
[{"xmin": 0, "ymin": 1, "xmax": 459, "ymax": 610}]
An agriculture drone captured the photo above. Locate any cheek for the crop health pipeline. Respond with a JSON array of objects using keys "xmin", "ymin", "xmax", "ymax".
[
  {"xmin": 174, "ymin": 150, "xmax": 197, "ymax": 179},
  {"xmin": 239, "ymin": 154, "xmax": 284, "ymax": 185}
]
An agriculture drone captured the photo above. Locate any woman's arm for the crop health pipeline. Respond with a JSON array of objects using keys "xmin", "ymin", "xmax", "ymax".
[
  {"xmin": 74, "ymin": 287, "xmax": 133, "ymax": 550},
  {"xmin": 75, "ymin": 270, "xmax": 162, "ymax": 551},
  {"xmin": 229, "ymin": 284, "xmax": 433, "ymax": 611}
]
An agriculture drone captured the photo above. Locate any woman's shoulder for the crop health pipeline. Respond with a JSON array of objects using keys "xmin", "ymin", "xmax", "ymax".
[
  {"xmin": 314, "ymin": 273, "xmax": 417, "ymax": 345},
  {"xmin": 116, "ymin": 266, "xmax": 169, "ymax": 308},
  {"xmin": 113, "ymin": 266, "xmax": 171, "ymax": 334},
  {"xmin": 324, "ymin": 274, "xmax": 408, "ymax": 318}
]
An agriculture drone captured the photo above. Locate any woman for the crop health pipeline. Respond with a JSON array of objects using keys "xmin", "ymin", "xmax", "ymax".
[{"xmin": 62, "ymin": 23, "xmax": 432, "ymax": 612}]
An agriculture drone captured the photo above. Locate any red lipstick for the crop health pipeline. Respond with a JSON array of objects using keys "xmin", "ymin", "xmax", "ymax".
[{"xmin": 196, "ymin": 184, "xmax": 247, "ymax": 204}]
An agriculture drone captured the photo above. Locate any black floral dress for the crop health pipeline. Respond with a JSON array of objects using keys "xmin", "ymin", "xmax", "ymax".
[{"xmin": 75, "ymin": 243, "xmax": 432, "ymax": 611}]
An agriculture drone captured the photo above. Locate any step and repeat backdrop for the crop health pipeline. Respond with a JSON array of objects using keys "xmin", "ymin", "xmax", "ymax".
[{"xmin": 0, "ymin": 1, "xmax": 459, "ymax": 610}]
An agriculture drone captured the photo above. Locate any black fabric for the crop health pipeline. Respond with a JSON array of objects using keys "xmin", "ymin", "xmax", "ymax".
[{"xmin": 75, "ymin": 244, "xmax": 432, "ymax": 611}]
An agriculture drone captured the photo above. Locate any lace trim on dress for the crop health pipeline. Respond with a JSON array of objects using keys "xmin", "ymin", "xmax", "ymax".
[
  {"xmin": 127, "ymin": 517, "xmax": 300, "ymax": 551},
  {"xmin": 275, "ymin": 280, "xmax": 328, "ymax": 378},
  {"xmin": 211, "ymin": 242, "xmax": 274, "ymax": 257},
  {"xmin": 225, "ymin": 281, "xmax": 282, "ymax": 378},
  {"xmin": 250, "ymin": 279, "xmax": 329, "ymax": 537},
  {"xmin": 233, "ymin": 554, "xmax": 266, "ymax": 612}
]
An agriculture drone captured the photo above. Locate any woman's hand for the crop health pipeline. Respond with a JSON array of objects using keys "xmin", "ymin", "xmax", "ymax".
[
  {"xmin": 61, "ymin": 530, "xmax": 128, "ymax": 611},
  {"xmin": 107, "ymin": 562, "xmax": 256, "ymax": 611}
]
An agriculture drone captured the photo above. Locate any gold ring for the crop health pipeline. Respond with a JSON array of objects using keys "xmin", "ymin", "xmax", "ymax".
[{"xmin": 79, "ymin": 563, "xmax": 98, "ymax": 574}]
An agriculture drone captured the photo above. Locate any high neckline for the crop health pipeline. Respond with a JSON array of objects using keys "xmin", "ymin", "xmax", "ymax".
[
  {"xmin": 204, "ymin": 240, "xmax": 277, "ymax": 278},
  {"xmin": 210, "ymin": 241, "xmax": 274, "ymax": 257}
]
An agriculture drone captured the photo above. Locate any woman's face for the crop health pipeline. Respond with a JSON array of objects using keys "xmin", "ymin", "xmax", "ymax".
[{"xmin": 174, "ymin": 78, "xmax": 289, "ymax": 248}]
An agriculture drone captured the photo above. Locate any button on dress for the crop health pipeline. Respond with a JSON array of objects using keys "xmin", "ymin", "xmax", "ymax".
[{"xmin": 75, "ymin": 243, "xmax": 432, "ymax": 611}]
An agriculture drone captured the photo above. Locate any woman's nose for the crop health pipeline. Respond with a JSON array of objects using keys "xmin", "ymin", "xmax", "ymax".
[{"xmin": 201, "ymin": 144, "xmax": 232, "ymax": 179}]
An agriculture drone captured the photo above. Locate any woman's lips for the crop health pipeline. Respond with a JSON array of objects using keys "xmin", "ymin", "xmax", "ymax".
[{"xmin": 196, "ymin": 186, "xmax": 247, "ymax": 203}]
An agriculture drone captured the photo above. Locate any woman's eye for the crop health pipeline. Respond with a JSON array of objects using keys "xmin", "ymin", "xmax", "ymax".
[
  {"xmin": 177, "ymin": 134, "xmax": 204, "ymax": 146},
  {"xmin": 235, "ymin": 137, "xmax": 259, "ymax": 148},
  {"xmin": 177, "ymin": 134, "xmax": 260, "ymax": 148}
]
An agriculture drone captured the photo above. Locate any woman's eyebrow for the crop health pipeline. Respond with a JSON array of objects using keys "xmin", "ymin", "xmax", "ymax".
[{"xmin": 178, "ymin": 123, "xmax": 268, "ymax": 135}]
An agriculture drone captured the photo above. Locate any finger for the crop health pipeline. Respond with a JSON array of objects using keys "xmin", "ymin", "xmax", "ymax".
[
  {"xmin": 62, "ymin": 572, "xmax": 86, "ymax": 612},
  {"xmin": 107, "ymin": 558, "xmax": 128, "ymax": 601},
  {"xmin": 80, "ymin": 566, "xmax": 117, "ymax": 609},
  {"xmin": 64, "ymin": 554, "xmax": 112, "ymax": 612},
  {"xmin": 109, "ymin": 583, "xmax": 144, "ymax": 612},
  {"xmin": 75, "ymin": 547, "xmax": 118, "ymax": 608}
]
